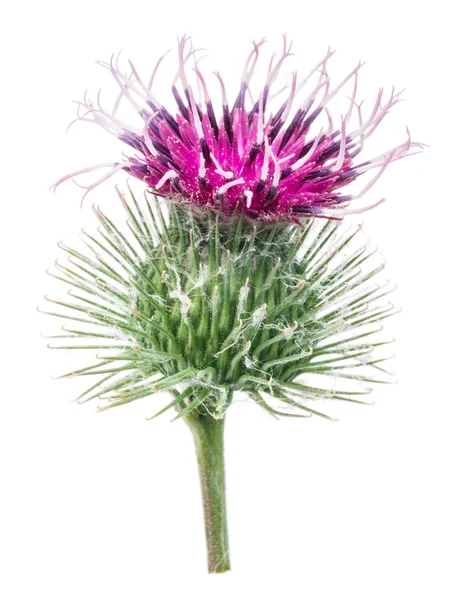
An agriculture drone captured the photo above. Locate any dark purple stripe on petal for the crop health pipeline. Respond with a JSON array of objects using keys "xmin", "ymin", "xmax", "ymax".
[
  {"xmin": 119, "ymin": 132, "xmax": 145, "ymax": 152},
  {"xmin": 132, "ymin": 164, "xmax": 150, "ymax": 176},
  {"xmin": 278, "ymin": 109, "xmax": 305, "ymax": 153},
  {"xmin": 233, "ymin": 82, "xmax": 248, "ymax": 111},
  {"xmin": 206, "ymin": 101, "xmax": 219, "ymax": 140},
  {"xmin": 249, "ymin": 143, "xmax": 262, "ymax": 164},
  {"xmin": 297, "ymin": 135, "xmax": 326, "ymax": 160},
  {"xmin": 262, "ymin": 86, "xmax": 269, "ymax": 112},
  {"xmin": 223, "ymin": 105, "xmax": 233, "ymax": 145},
  {"xmin": 248, "ymin": 100, "xmax": 260, "ymax": 127},
  {"xmin": 268, "ymin": 120, "xmax": 284, "ymax": 144},
  {"xmin": 157, "ymin": 154, "xmax": 182, "ymax": 173},
  {"xmin": 265, "ymin": 186, "xmax": 277, "ymax": 202},
  {"xmin": 335, "ymin": 172, "xmax": 357, "ymax": 184},
  {"xmin": 172, "ymin": 177, "xmax": 183, "ymax": 194},
  {"xmin": 172, "ymin": 86, "xmax": 190, "ymax": 121},
  {"xmin": 271, "ymin": 101, "xmax": 287, "ymax": 128},
  {"xmin": 200, "ymin": 138, "xmax": 212, "ymax": 166},
  {"xmin": 318, "ymin": 142, "xmax": 341, "ymax": 162},
  {"xmin": 255, "ymin": 179, "xmax": 266, "ymax": 193},
  {"xmin": 150, "ymin": 139, "xmax": 173, "ymax": 159},
  {"xmin": 298, "ymin": 107, "xmax": 323, "ymax": 136},
  {"xmin": 291, "ymin": 205, "xmax": 318, "ymax": 214},
  {"xmin": 147, "ymin": 117, "xmax": 161, "ymax": 138},
  {"xmin": 161, "ymin": 107, "xmax": 181, "ymax": 138},
  {"xmin": 301, "ymin": 168, "xmax": 332, "ymax": 182}
]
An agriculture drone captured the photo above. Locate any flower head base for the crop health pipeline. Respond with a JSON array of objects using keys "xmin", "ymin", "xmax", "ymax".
[
  {"xmin": 54, "ymin": 37, "xmax": 421, "ymax": 220},
  {"xmin": 41, "ymin": 189, "xmax": 396, "ymax": 420}
]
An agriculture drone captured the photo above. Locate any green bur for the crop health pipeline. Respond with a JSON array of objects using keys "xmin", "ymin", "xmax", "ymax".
[{"xmin": 43, "ymin": 189, "xmax": 396, "ymax": 573}]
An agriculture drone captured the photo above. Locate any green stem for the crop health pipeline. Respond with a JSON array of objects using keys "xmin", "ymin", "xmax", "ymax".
[{"xmin": 186, "ymin": 412, "xmax": 230, "ymax": 573}]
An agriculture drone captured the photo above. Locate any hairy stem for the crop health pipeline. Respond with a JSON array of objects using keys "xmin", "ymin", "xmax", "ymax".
[{"xmin": 186, "ymin": 412, "xmax": 230, "ymax": 573}]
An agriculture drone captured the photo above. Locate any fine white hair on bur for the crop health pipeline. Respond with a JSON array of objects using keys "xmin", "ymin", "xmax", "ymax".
[{"xmin": 42, "ymin": 188, "xmax": 397, "ymax": 420}]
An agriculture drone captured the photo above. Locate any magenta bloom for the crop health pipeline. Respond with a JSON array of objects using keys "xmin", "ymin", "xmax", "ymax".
[{"xmin": 55, "ymin": 37, "xmax": 420, "ymax": 220}]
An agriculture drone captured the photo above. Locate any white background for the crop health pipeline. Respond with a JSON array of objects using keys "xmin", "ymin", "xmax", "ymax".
[{"xmin": 1, "ymin": 1, "xmax": 467, "ymax": 598}]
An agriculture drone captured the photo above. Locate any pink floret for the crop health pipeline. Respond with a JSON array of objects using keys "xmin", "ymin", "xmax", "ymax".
[{"xmin": 55, "ymin": 36, "xmax": 422, "ymax": 220}]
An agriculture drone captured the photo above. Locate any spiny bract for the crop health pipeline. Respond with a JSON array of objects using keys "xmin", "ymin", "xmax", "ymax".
[{"xmin": 42, "ymin": 189, "xmax": 395, "ymax": 421}]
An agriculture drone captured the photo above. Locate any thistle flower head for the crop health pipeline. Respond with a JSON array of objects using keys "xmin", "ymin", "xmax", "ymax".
[
  {"xmin": 54, "ymin": 37, "xmax": 421, "ymax": 220},
  {"xmin": 42, "ymin": 38, "xmax": 420, "ymax": 575}
]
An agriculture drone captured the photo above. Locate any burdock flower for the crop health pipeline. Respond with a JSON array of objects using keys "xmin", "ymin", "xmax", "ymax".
[
  {"xmin": 44, "ymin": 38, "xmax": 420, "ymax": 574},
  {"xmin": 54, "ymin": 36, "xmax": 419, "ymax": 219}
]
